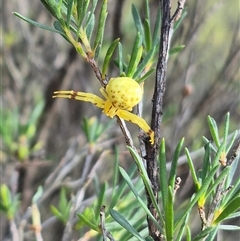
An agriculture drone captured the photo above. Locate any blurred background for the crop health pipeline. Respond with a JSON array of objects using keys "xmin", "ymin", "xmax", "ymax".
[{"xmin": 1, "ymin": 0, "xmax": 239, "ymax": 240}]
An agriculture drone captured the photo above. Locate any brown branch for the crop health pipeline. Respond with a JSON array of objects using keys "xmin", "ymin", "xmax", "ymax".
[
  {"xmin": 170, "ymin": 0, "xmax": 186, "ymax": 23},
  {"xmin": 144, "ymin": 0, "xmax": 186, "ymax": 240},
  {"xmin": 144, "ymin": 0, "xmax": 172, "ymax": 239},
  {"xmin": 99, "ymin": 206, "xmax": 116, "ymax": 241}
]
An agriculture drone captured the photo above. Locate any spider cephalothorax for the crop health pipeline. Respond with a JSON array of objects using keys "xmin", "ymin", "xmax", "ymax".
[{"xmin": 53, "ymin": 77, "xmax": 154, "ymax": 144}]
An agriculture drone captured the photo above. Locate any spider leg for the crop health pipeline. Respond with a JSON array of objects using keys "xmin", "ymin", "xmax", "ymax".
[
  {"xmin": 53, "ymin": 90, "xmax": 105, "ymax": 109},
  {"xmin": 117, "ymin": 109, "xmax": 154, "ymax": 144},
  {"xmin": 100, "ymin": 87, "xmax": 108, "ymax": 100}
]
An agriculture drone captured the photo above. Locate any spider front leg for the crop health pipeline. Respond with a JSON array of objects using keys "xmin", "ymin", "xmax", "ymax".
[
  {"xmin": 53, "ymin": 90, "xmax": 105, "ymax": 109},
  {"xmin": 117, "ymin": 109, "xmax": 154, "ymax": 144}
]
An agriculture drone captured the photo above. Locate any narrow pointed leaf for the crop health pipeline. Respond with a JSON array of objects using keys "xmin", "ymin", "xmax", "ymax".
[
  {"xmin": 137, "ymin": 68, "xmax": 155, "ymax": 83},
  {"xmin": 110, "ymin": 209, "xmax": 145, "ymax": 241},
  {"xmin": 127, "ymin": 146, "xmax": 164, "ymax": 225},
  {"xmin": 208, "ymin": 115, "xmax": 220, "ymax": 148},
  {"xmin": 132, "ymin": 4, "xmax": 145, "ymax": 46},
  {"xmin": 77, "ymin": 213, "xmax": 98, "ymax": 231},
  {"xmin": 85, "ymin": 13, "xmax": 95, "ymax": 40},
  {"xmin": 126, "ymin": 32, "xmax": 143, "ymax": 78},
  {"xmin": 117, "ymin": 42, "xmax": 123, "ymax": 75},
  {"xmin": 202, "ymin": 141, "xmax": 211, "ymax": 183},
  {"xmin": 168, "ymin": 137, "xmax": 184, "ymax": 189},
  {"xmin": 223, "ymin": 112, "xmax": 230, "ymax": 150},
  {"xmin": 119, "ymin": 167, "xmax": 163, "ymax": 233},
  {"xmin": 93, "ymin": 0, "xmax": 108, "ymax": 58},
  {"xmin": 144, "ymin": 19, "xmax": 152, "ymax": 51},
  {"xmin": 219, "ymin": 225, "xmax": 240, "ymax": 230},
  {"xmin": 152, "ymin": 6, "xmax": 161, "ymax": 46},
  {"xmin": 133, "ymin": 46, "xmax": 156, "ymax": 80},
  {"xmin": 40, "ymin": 0, "xmax": 63, "ymax": 21},
  {"xmin": 159, "ymin": 138, "xmax": 168, "ymax": 210},
  {"xmin": 13, "ymin": 12, "xmax": 66, "ymax": 35},
  {"xmin": 165, "ymin": 186, "xmax": 174, "ymax": 241},
  {"xmin": 175, "ymin": 165, "xmax": 219, "ymax": 229},
  {"xmin": 185, "ymin": 148, "xmax": 200, "ymax": 190},
  {"xmin": 109, "ymin": 165, "xmax": 136, "ymax": 209},
  {"xmin": 102, "ymin": 38, "xmax": 120, "ymax": 77},
  {"xmin": 76, "ymin": 0, "xmax": 90, "ymax": 27},
  {"xmin": 192, "ymin": 227, "xmax": 216, "ymax": 241},
  {"xmin": 66, "ymin": 0, "xmax": 74, "ymax": 28},
  {"xmin": 213, "ymin": 195, "xmax": 240, "ymax": 225},
  {"xmin": 169, "ymin": 45, "xmax": 185, "ymax": 55}
]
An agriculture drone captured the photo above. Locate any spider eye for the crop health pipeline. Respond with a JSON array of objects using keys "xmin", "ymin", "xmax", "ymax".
[{"xmin": 106, "ymin": 77, "xmax": 143, "ymax": 109}]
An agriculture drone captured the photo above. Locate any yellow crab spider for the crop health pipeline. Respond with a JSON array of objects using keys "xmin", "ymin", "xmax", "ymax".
[{"xmin": 53, "ymin": 77, "xmax": 154, "ymax": 144}]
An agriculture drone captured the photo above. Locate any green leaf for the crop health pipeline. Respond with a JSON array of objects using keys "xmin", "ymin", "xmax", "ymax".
[
  {"xmin": 185, "ymin": 148, "xmax": 200, "ymax": 190},
  {"xmin": 219, "ymin": 224, "xmax": 240, "ymax": 230},
  {"xmin": 81, "ymin": 117, "xmax": 110, "ymax": 143},
  {"xmin": 66, "ymin": 0, "xmax": 74, "ymax": 28},
  {"xmin": 207, "ymin": 115, "xmax": 220, "ymax": 148},
  {"xmin": 40, "ymin": 0, "xmax": 63, "ymax": 21},
  {"xmin": 93, "ymin": 0, "xmax": 108, "ymax": 58},
  {"xmin": 159, "ymin": 138, "xmax": 168, "ymax": 210},
  {"xmin": 0, "ymin": 185, "xmax": 20, "ymax": 219},
  {"xmin": 175, "ymin": 165, "xmax": 219, "ymax": 229},
  {"xmin": 0, "ymin": 185, "xmax": 11, "ymax": 210},
  {"xmin": 226, "ymin": 130, "xmax": 238, "ymax": 156},
  {"xmin": 168, "ymin": 137, "xmax": 184, "ymax": 189},
  {"xmin": 225, "ymin": 211, "xmax": 240, "ymax": 220},
  {"xmin": 127, "ymin": 146, "xmax": 164, "ymax": 225},
  {"xmin": 85, "ymin": 13, "xmax": 95, "ymax": 40},
  {"xmin": 169, "ymin": 45, "xmax": 185, "ymax": 55},
  {"xmin": 213, "ymin": 195, "xmax": 240, "ymax": 224},
  {"xmin": 59, "ymin": 188, "xmax": 68, "ymax": 212},
  {"xmin": 126, "ymin": 32, "xmax": 143, "ymax": 78},
  {"xmin": 201, "ymin": 140, "xmax": 211, "ymax": 183},
  {"xmin": 186, "ymin": 225, "xmax": 191, "ymax": 241},
  {"xmin": 111, "ymin": 147, "xmax": 119, "ymax": 201},
  {"xmin": 32, "ymin": 186, "xmax": 43, "ymax": 204},
  {"xmin": 50, "ymin": 205, "xmax": 62, "ymax": 220},
  {"xmin": 175, "ymin": 198, "xmax": 191, "ymax": 240},
  {"xmin": 212, "ymin": 141, "xmax": 225, "ymax": 167},
  {"xmin": 76, "ymin": 0, "xmax": 90, "ymax": 27},
  {"xmin": 77, "ymin": 209, "xmax": 99, "ymax": 231},
  {"xmin": 117, "ymin": 42, "xmax": 123, "ymax": 75},
  {"xmin": 27, "ymin": 100, "xmax": 45, "ymax": 127},
  {"xmin": 119, "ymin": 167, "xmax": 163, "ymax": 233},
  {"xmin": 13, "ymin": 12, "xmax": 66, "ymax": 36},
  {"xmin": 109, "ymin": 165, "xmax": 136, "ymax": 209},
  {"xmin": 204, "ymin": 167, "xmax": 230, "ymax": 203},
  {"xmin": 137, "ymin": 68, "xmax": 155, "ymax": 83},
  {"xmin": 132, "ymin": 4, "xmax": 145, "ymax": 46},
  {"xmin": 102, "ymin": 38, "xmax": 120, "ymax": 77},
  {"xmin": 192, "ymin": 227, "xmax": 217, "ymax": 241},
  {"xmin": 152, "ymin": 5, "xmax": 161, "ymax": 47},
  {"xmin": 144, "ymin": 0, "xmax": 150, "ymax": 22},
  {"xmin": 146, "ymin": 237, "xmax": 155, "ymax": 241},
  {"xmin": 85, "ymin": 0, "xmax": 98, "ymax": 25},
  {"xmin": 133, "ymin": 46, "xmax": 156, "ymax": 80},
  {"xmin": 223, "ymin": 112, "xmax": 230, "ymax": 150},
  {"xmin": 95, "ymin": 182, "xmax": 106, "ymax": 221},
  {"xmin": 165, "ymin": 186, "xmax": 174, "ymax": 241},
  {"xmin": 144, "ymin": 19, "xmax": 152, "ymax": 51},
  {"xmin": 110, "ymin": 209, "xmax": 145, "ymax": 241}
]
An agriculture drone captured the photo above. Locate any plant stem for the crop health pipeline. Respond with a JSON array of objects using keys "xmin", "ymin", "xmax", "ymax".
[{"xmin": 144, "ymin": 1, "xmax": 185, "ymax": 240}]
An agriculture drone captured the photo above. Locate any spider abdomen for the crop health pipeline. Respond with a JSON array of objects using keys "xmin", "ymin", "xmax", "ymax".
[{"xmin": 106, "ymin": 77, "xmax": 143, "ymax": 110}]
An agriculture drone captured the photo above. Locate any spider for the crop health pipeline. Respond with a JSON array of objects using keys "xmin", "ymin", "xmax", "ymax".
[{"xmin": 53, "ymin": 77, "xmax": 154, "ymax": 144}]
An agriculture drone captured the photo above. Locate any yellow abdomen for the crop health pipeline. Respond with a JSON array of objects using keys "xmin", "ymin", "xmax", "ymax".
[{"xmin": 106, "ymin": 77, "xmax": 143, "ymax": 110}]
